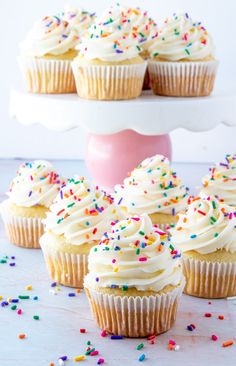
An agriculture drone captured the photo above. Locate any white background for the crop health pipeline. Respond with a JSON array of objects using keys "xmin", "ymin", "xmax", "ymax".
[{"xmin": 1, "ymin": 0, "xmax": 236, "ymax": 162}]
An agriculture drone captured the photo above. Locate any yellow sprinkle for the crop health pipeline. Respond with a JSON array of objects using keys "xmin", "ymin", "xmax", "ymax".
[
  {"xmin": 74, "ymin": 355, "xmax": 85, "ymax": 362},
  {"xmin": 7, "ymin": 298, "xmax": 12, "ymax": 303},
  {"xmin": 55, "ymin": 287, "xmax": 61, "ymax": 292},
  {"xmin": 113, "ymin": 267, "xmax": 119, "ymax": 273},
  {"xmin": 0, "ymin": 295, "xmax": 3, "ymax": 300},
  {"xmin": 25, "ymin": 285, "xmax": 32, "ymax": 291}
]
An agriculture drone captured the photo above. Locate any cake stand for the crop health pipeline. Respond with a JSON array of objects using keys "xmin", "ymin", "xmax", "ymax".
[{"xmin": 9, "ymin": 85, "xmax": 236, "ymax": 188}]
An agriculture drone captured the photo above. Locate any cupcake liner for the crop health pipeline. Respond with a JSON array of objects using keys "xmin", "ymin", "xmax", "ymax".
[
  {"xmin": 72, "ymin": 61, "xmax": 147, "ymax": 100},
  {"xmin": 40, "ymin": 240, "xmax": 88, "ymax": 288},
  {"xmin": 182, "ymin": 256, "xmax": 236, "ymax": 298},
  {"xmin": 85, "ymin": 279, "xmax": 185, "ymax": 337},
  {"xmin": 18, "ymin": 56, "xmax": 76, "ymax": 94},
  {"xmin": 0, "ymin": 202, "xmax": 43, "ymax": 249},
  {"xmin": 148, "ymin": 60, "xmax": 219, "ymax": 97}
]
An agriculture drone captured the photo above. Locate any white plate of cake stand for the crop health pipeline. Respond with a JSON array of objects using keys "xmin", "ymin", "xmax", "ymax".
[{"xmin": 9, "ymin": 85, "xmax": 236, "ymax": 189}]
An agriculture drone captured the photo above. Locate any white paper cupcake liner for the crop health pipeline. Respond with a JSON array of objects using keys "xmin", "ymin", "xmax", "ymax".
[
  {"xmin": 0, "ymin": 201, "xmax": 43, "ymax": 249},
  {"xmin": 40, "ymin": 239, "xmax": 88, "ymax": 288},
  {"xmin": 72, "ymin": 60, "xmax": 147, "ymax": 100},
  {"xmin": 182, "ymin": 255, "xmax": 236, "ymax": 298},
  {"xmin": 85, "ymin": 278, "xmax": 185, "ymax": 337},
  {"xmin": 18, "ymin": 56, "xmax": 76, "ymax": 94},
  {"xmin": 148, "ymin": 60, "xmax": 219, "ymax": 97}
]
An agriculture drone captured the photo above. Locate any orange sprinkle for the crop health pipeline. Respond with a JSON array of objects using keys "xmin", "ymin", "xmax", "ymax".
[
  {"xmin": 222, "ymin": 340, "xmax": 235, "ymax": 347},
  {"xmin": 76, "ymin": 289, "xmax": 81, "ymax": 294},
  {"xmin": 218, "ymin": 315, "xmax": 224, "ymax": 320},
  {"xmin": 18, "ymin": 333, "xmax": 26, "ymax": 339},
  {"xmin": 85, "ymin": 234, "xmax": 90, "ymax": 240},
  {"xmin": 157, "ymin": 244, "xmax": 163, "ymax": 252},
  {"xmin": 183, "ymin": 217, "xmax": 188, "ymax": 223},
  {"xmin": 177, "ymin": 227, "xmax": 183, "ymax": 231},
  {"xmin": 50, "ymin": 363, "xmax": 55, "ymax": 366}
]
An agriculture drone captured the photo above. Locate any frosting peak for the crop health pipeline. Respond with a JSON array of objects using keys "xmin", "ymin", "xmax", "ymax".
[
  {"xmin": 201, "ymin": 154, "xmax": 236, "ymax": 206},
  {"xmin": 7, "ymin": 160, "xmax": 65, "ymax": 208},
  {"xmin": 84, "ymin": 214, "xmax": 182, "ymax": 291},
  {"xmin": 77, "ymin": 4, "xmax": 142, "ymax": 62},
  {"xmin": 149, "ymin": 12, "xmax": 215, "ymax": 61},
  {"xmin": 171, "ymin": 196, "xmax": 236, "ymax": 254},
  {"xmin": 44, "ymin": 176, "xmax": 124, "ymax": 245},
  {"xmin": 20, "ymin": 15, "xmax": 79, "ymax": 57},
  {"xmin": 61, "ymin": 7, "xmax": 96, "ymax": 40},
  {"xmin": 114, "ymin": 154, "xmax": 189, "ymax": 215}
]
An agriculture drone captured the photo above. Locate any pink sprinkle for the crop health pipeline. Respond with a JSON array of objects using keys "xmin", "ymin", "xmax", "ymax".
[
  {"xmin": 90, "ymin": 351, "xmax": 99, "ymax": 356},
  {"xmin": 132, "ymin": 217, "xmax": 140, "ymax": 221},
  {"xmin": 17, "ymin": 309, "xmax": 22, "ymax": 315},
  {"xmin": 101, "ymin": 330, "xmax": 107, "ymax": 337},
  {"xmin": 212, "ymin": 335, "xmax": 218, "ymax": 341},
  {"xmin": 112, "ymin": 259, "xmax": 116, "ymax": 264},
  {"xmin": 98, "ymin": 358, "xmax": 104, "ymax": 365},
  {"xmin": 139, "ymin": 257, "xmax": 147, "ymax": 262},
  {"xmin": 169, "ymin": 339, "xmax": 176, "ymax": 346}
]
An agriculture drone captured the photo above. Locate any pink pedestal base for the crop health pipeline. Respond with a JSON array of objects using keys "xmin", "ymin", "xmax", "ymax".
[{"xmin": 85, "ymin": 129, "xmax": 172, "ymax": 189}]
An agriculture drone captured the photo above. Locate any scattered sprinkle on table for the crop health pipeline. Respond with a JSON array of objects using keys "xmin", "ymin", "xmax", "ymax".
[
  {"xmin": 18, "ymin": 333, "xmax": 26, "ymax": 339},
  {"xmin": 80, "ymin": 328, "xmax": 86, "ymax": 333},
  {"xmin": 74, "ymin": 355, "xmax": 85, "ymax": 362},
  {"xmin": 222, "ymin": 340, "xmax": 235, "ymax": 348},
  {"xmin": 138, "ymin": 354, "xmax": 146, "ymax": 362},
  {"xmin": 33, "ymin": 315, "xmax": 40, "ymax": 320},
  {"xmin": 205, "ymin": 313, "xmax": 212, "ymax": 317},
  {"xmin": 212, "ymin": 335, "xmax": 218, "ymax": 341},
  {"xmin": 25, "ymin": 285, "xmax": 32, "ymax": 291},
  {"xmin": 110, "ymin": 335, "xmax": 123, "ymax": 340},
  {"xmin": 218, "ymin": 315, "xmax": 224, "ymax": 320}
]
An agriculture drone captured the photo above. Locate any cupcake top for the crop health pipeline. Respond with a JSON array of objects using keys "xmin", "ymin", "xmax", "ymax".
[
  {"xmin": 20, "ymin": 15, "xmax": 79, "ymax": 57},
  {"xmin": 44, "ymin": 176, "xmax": 124, "ymax": 246},
  {"xmin": 84, "ymin": 214, "xmax": 182, "ymax": 292},
  {"xmin": 171, "ymin": 196, "xmax": 236, "ymax": 254},
  {"xmin": 114, "ymin": 155, "xmax": 189, "ymax": 215},
  {"xmin": 149, "ymin": 12, "xmax": 214, "ymax": 61},
  {"xmin": 7, "ymin": 160, "xmax": 65, "ymax": 208},
  {"xmin": 61, "ymin": 7, "xmax": 96, "ymax": 40},
  {"xmin": 124, "ymin": 7, "xmax": 158, "ymax": 51},
  {"xmin": 77, "ymin": 4, "xmax": 142, "ymax": 62},
  {"xmin": 201, "ymin": 154, "xmax": 236, "ymax": 207}
]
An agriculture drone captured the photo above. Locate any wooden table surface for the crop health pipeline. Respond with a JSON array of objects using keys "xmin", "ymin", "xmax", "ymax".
[{"xmin": 0, "ymin": 159, "xmax": 235, "ymax": 366}]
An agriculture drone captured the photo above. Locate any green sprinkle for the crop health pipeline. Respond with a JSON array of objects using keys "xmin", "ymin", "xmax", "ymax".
[
  {"xmin": 136, "ymin": 343, "xmax": 144, "ymax": 350},
  {"xmin": 67, "ymin": 202, "xmax": 75, "ymax": 208},
  {"xmin": 210, "ymin": 216, "xmax": 216, "ymax": 223},
  {"xmin": 57, "ymin": 218, "xmax": 64, "ymax": 224},
  {"xmin": 214, "ymin": 233, "xmax": 219, "ymax": 238},
  {"xmin": 212, "ymin": 201, "xmax": 216, "ymax": 209},
  {"xmin": 18, "ymin": 295, "xmax": 30, "ymax": 300},
  {"xmin": 87, "ymin": 341, "xmax": 91, "ymax": 345},
  {"xmin": 139, "ymin": 231, "xmax": 145, "ymax": 236},
  {"xmin": 153, "ymin": 52, "xmax": 159, "ymax": 57},
  {"xmin": 85, "ymin": 348, "xmax": 95, "ymax": 355},
  {"xmin": 136, "ymin": 45, "xmax": 141, "ymax": 51},
  {"xmin": 85, "ymin": 221, "xmax": 90, "ymax": 226},
  {"xmin": 11, "ymin": 305, "xmax": 17, "ymax": 310},
  {"xmin": 33, "ymin": 315, "xmax": 40, "ymax": 320},
  {"xmin": 185, "ymin": 48, "xmax": 190, "ymax": 55},
  {"xmin": 0, "ymin": 260, "xmax": 7, "ymax": 264},
  {"xmin": 122, "ymin": 285, "xmax": 128, "ymax": 291},
  {"xmin": 136, "ymin": 248, "xmax": 140, "ymax": 255},
  {"xmin": 169, "ymin": 244, "xmax": 174, "ymax": 251}
]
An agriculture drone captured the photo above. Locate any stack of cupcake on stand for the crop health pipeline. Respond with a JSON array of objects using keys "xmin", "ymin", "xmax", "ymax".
[{"xmin": 6, "ymin": 3, "xmax": 236, "ymax": 341}]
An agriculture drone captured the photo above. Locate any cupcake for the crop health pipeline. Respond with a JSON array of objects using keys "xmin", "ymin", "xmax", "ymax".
[
  {"xmin": 61, "ymin": 7, "xmax": 96, "ymax": 39},
  {"xmin": 40, "ymin": 177, "xmax": 124, "ymax": 288},
  {"xmin": 171, "ymin": 195, "xmax": 236, "ymax": 298},
  {"xmin": 84, "ymin": 214, "xmax": 185, "ymax": 337},
  {"xmin": 19, "ymin": 15, "xmax": 79, "ymax": 93},
  {"xmin": 114, "ymin": 155, "xmax": 189, "ymax": 230},
  {"xmin": 148, "ymin": 13, "xmax": 218, "ymax": 96},
  {"xmin": 72, "ymin": 4, "xmax": 146, "ymax": 100},
  {"xmin": 124, "ymin": 7, "xmax": 158, "ymax": 90},
  {"xmin": 0, "ymin": 160, "xmax": 64, "ymax": 249},
  {"xmin": 200, "ymin": 154, "xmax": 236, "ymax": 207}
]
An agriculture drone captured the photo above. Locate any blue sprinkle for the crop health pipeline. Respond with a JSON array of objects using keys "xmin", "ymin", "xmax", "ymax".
[
  {"xmin": 51, "ymin": 282, "xmax": 57, "ymax": 287},
  {"xmin": 110, "ymin": 335, "xmax": 123, "ymax": 340},
  {"xmin": 139, "ymin": 354, "xmax": 146, "ymax": 362},
  {"xmin": 68, "ymin": 293, "xmax": 76, "ymax": 297},
  {"xmin": 33, "ymin": 296, "xmax": 39, "ymax": 301},
  {"xmin": 190, "ymin": 234, "xmax": 197, "ymax": 239},
  {"xmin": 11, "ymin": 299, "xmax": 19, "ymax": 303}
]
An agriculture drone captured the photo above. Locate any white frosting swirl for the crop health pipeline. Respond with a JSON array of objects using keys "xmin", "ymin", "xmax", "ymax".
[
  {"xmin": 7, "ymin": 160, "xmax": 65, "ymax": 208},
  {"xmin": 114, "ymin": 155, "xmax": 189, "ymax": 215},
  {"xmin": 201, "ymin": 154, "xmax": 236, "ymax": 207},
  {"xmin": 84, "ymin": 214, "xmax": 182, "ymax": 291},
  {"xmin": 77, "ymin": 4, "xmax": 141, "ymax": 62},
  {"xmin": 149, "ymin": 13, "xmax": 215, "ymax": 61},
  {"xmin": 20, "ymin": 15, "xmax": 79, "ymax": 57},
  {"xmin": 61, "ymin": 7, "xmax": 96, "ymax": 40},
  {"xmin": 44, "ymin": 177, "xmax": 124, "ymax": 246},
  {"xmin": 171, "ymin": 196, "xmax": 236, "ymax": 254},
  {"xmin": 125, "ymin": 7, "xmax": 158, "ymax": 51}
]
